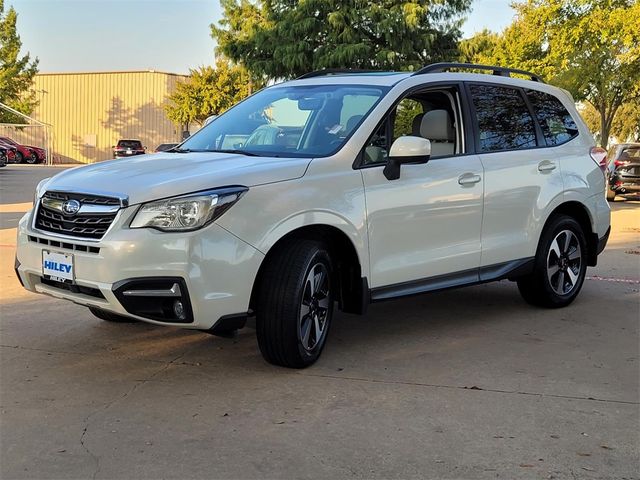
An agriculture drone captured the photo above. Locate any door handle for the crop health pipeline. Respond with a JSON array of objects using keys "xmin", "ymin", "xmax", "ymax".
[
  {"xmin": 458, "ymin": 173, "xmax": 482, "ymax": 186},
  {"xmin": 538, "ymin": 160, "xmax": 557, "ymax": 172}
]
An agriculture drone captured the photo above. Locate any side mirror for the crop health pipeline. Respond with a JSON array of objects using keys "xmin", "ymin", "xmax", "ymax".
[{"xmin": 383, "ymin": 136, "xmax": 431, "ymax": 181}]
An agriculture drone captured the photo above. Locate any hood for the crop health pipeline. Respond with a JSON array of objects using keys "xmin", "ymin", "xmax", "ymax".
[{"xmin": 41, "ymin": 152, "xmax": 312, "ymax": 205}]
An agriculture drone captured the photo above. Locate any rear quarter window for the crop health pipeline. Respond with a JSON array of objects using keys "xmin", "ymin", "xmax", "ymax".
[{"xmin": 526, "ymin": 90, "xmax": 578, "ymax": 146}]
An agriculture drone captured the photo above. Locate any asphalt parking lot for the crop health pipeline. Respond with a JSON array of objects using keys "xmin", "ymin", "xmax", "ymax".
[{"xmin": 1, "ymin": 164, "xmax": 639, "ymax": 479}]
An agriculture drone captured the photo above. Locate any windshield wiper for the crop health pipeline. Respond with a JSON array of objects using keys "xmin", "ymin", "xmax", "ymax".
[
  {"xmin": 208, "ymin": 149, "xmax": 259, "ymax": 157},
  {"xmin": 169, "ymin": 147, "xmax": 260, "ymax": 156}
]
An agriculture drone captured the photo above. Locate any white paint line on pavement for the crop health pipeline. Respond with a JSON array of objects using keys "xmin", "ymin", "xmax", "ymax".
[{"xmin": 587, "ymin": 275, "xmax": 640, "ymax": 284}]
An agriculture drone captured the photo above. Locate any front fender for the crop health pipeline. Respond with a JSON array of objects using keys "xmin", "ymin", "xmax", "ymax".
[{"xmin": 215, "ymin": 167, "xmax": 370, "ymax": 279}]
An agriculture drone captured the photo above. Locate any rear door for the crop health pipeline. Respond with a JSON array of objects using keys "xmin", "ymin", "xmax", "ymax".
[{"xmin": 467, "ymin": 83, "xmax": 567, "ymax": 272}]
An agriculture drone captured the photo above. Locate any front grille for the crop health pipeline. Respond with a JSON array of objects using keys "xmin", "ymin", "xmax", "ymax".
[
  {"xmin": 43, "ymin": 191, "xmax": 120, "ymax": 206},
  {"xmin": 41, "ymin": 277, "xmax": 105, "ymax": 299},
  {"xmin": 28, "ymin": 235, "xmax": 100, "ymax": 254},
  {"xmin": 35, "ymin": 191, "xmax": 120, "ymax": 239}
]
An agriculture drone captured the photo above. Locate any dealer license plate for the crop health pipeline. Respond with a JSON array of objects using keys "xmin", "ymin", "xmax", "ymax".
[{"xmin": 42, "ymin": 250, "xmax": 74, "ymax": 283}]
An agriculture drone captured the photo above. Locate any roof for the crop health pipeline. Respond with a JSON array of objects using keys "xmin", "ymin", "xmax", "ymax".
[
  {"xmin": 281, "ymin": 71, "xmax": 560, "ymax": 93},
  {"xmin": 36, "ymin": 70, "xmax": 187, "ymax": 77}
]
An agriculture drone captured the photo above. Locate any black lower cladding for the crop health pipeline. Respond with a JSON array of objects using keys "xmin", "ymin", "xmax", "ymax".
[
  {"xmin": 208, "ymin": 313, "xmax": 248, "ymax": 336},
  {"xmin": 370, "ymin": 257, "xmax": 535, "ymax": 302},
  {"xmin": 112, "ymin": 277, "xmax": 194, "ymax": 323}
]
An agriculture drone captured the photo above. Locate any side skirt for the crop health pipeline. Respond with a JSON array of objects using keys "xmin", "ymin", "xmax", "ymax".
[{"xmin": 369, "ymin": 257, "xmax": 535, "ymax": 303}]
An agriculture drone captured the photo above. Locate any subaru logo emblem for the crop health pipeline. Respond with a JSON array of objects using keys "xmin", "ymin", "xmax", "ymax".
[{"xmin": 61, "ymin": 199, "xmax": 81, "ymax": 216}]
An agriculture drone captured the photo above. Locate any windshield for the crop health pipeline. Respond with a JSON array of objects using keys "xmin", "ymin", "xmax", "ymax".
[{"xmin": 179, "ymin": 84, "xmax": 388, "ymax": 158}]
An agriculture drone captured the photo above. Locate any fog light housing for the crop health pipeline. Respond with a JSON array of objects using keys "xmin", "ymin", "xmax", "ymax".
[{"xmin": 112, "ymin": 277, "xmax": 193, "ymax": 323}]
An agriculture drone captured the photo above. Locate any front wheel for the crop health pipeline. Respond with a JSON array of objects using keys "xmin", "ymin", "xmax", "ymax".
[
  {"xmin": 517, "ymin": 215, "xmax": 587, "ymax": 308},
  {"xmin": 15, "ymin": 151, "xmax": 23, "ymax": 163},
  {"xmin": 256, "ymin": 239, "xmax": 334, "ymax": 368}
]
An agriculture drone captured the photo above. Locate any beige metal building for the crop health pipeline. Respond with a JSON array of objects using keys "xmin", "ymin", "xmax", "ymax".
[{"xmin": 4, "ymin": 70, "xmax": 187, "ymax": 164}]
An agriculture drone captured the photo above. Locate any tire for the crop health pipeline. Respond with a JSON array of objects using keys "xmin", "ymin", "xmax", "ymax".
[
  {"xmin": 517, "ymin": 215, "xmax": 587, "ymax": 308},
  {"xmin": 88, "ymin": 307, "xmax": 138, "ymax": 323},
  {"xmin": 606, "ymin": 185, "xmax": 616, "ymax": 201},
  {"xmin": 15, "ymin": 151, "xmax": 23, "ymax": 163},
  {"xmin": 256, "ymin": 239, "xmax": 334, "ymax": 368},
  {"xmin": 26, "ymin": 152, "xmax": 38, "ymax": 164}
]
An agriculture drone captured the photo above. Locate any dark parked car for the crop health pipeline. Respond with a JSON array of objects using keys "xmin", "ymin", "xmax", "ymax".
[
  {"xmin": 154, "ymin": 143, "xmax": 179, "ymax": 152},
  {"xmin": 0, "ymin": 147, "xmax": 8, "ymax": 167},
  {"xmin": 113, "ymin": 139, "xmax": 146, "ymax": 158},
  {"xmin": 606, "ymin": 143, "xmax": 640, "ymax": 200},
  {"xmin": 0, "ymin": 136, "xmax": 44, "ymax": 164}
]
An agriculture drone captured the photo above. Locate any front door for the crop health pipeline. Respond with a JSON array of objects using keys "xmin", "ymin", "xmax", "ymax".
[{"xmin": 359, "ymin": 86, "xmax": 484, "ymax": 295}]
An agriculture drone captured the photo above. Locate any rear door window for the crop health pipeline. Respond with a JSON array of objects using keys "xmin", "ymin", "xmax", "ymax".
[
  {"xmin": 526, "ymin": 90, "xmax": 578, "ymax": 146},
  {"xmin": 469, "ymin": 84, "xmax": 537, "ymax": 152}
]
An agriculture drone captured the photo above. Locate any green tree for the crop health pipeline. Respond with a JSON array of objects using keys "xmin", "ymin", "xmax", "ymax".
[
  {"xmin": 580, "ymin": 97, "xmax": 640, "ymax": 144},
  {"xmin": 0, "ymin": 0, "xmax": 38, "ymax": 124},
  {"xmin": 164, "ymin": 60, "xmax": 255, "ymax": 127},
  {"xmin": 475, "ymin": 0, "xmax": 640, "ymax": 148},
  {"xmin": 458, "ymin": 29, "xmax": 499, "ymax": 64},
  {"xmin": 212, "ymin": 0, "xmax": 472, "ymax": 80}
]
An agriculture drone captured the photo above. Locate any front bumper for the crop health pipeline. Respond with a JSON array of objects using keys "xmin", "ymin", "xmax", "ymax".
[{"xmin": 15, "ymin": 208, "xmax": 264, "ymax": 330}]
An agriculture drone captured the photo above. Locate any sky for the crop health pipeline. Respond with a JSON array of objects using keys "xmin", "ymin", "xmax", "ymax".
[{"xmin": 9, "ymin": 0, "xmax": 515, "ymax": 74}]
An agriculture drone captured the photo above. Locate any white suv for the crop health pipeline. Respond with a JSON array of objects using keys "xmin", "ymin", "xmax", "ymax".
[{"xmin": 16, "ymin": 63, "xmax": 611, "ymax": 368}]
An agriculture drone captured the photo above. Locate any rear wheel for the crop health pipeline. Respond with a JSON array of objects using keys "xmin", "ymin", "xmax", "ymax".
[
  {"xmin": 89, "ymin": 307, "xmax": 138, "ymax": 323},
  {"xmin": 15, "ymin": 151, "xmax": 23, "ymax": 163},
  {"xmin": 26, "ymin": 152, "xmax": 38, "ymax": 164},
  {"xmin": 517, "ymin": 215, "xmax": 587, "ymax": 308},
  {"xmin": 256, "ymin": 239, "xmax": 334, "ymax": 368}
]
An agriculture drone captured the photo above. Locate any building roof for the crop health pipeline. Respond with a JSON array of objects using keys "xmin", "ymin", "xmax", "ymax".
[{"xmin": 36, "ymin": 70, "xmax": 187, "ymax": 77}]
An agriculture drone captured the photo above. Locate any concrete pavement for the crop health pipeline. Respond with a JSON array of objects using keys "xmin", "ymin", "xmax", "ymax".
[{"xmin": 1, "ymin": 165, "xmax": 638, "ymax": 479}]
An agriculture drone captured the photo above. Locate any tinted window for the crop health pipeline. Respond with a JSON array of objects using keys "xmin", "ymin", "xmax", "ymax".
[
  {"xmin": 526, "ymin": 90, "xmax": 578, "ymax": 146},
  {"xmin": 117, "ymin": 140, "xmax": 143, "ymax": 149},
  {"xmin": 619, "ymin": 146, "xmax": 640, "ymax": 160},
  {"xmin": 470, "ymin": 85, "xmax": 537, "ymax": 152}
]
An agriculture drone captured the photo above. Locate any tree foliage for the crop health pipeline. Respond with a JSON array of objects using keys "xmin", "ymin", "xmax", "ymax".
[
  {"xmin": 164, "ymin": 60, "xmax": 256, "ymax": 126},
  {"xmin": 0, "ymin": 0, "xmax": 38, "ymax": 124},
  {"xmin": 461, "ymin": 0, "xmax": 640, "ymax": 148},
  {"xmin": 212, "ymin": 0, "xmax": 472, "ymax": 79},
  {"xmin": 580, "ymin": 99, "xmax": 640, "ymax": 145},
  {"xmin": 458, "ymin": 28, "xmax": 499, "ymax": 64}
]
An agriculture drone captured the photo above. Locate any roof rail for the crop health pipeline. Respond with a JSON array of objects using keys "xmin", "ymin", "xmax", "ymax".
[
  {"xmin": 296, "ymin": 69, "xmax": 386, "ymax": 79},
  {"xmin": 412, "ymin": 62, "xmax": 544, "ymax": 83}
]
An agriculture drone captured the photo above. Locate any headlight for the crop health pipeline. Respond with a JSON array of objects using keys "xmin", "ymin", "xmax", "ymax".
[{"xmin": 130, "ymin": 186, "xmax": 248, "ymax": 232}]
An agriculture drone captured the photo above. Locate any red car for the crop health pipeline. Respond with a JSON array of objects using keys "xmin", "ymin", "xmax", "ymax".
[
  {"xmin": 0, "ymin": 140, "xmax": 17, "ymax": 163},
  {"xmin": 0, "ymin": 136, "xmax": 45, "ymax": 164}
]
